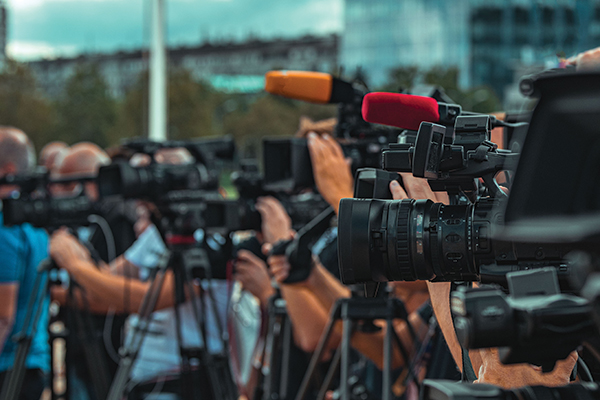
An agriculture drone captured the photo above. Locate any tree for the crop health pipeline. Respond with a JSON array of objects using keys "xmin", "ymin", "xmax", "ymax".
[
  {"xmin": 0, "ymin": 61, "xmax": 56, "ymax": 152},
  {"xmin": 222, "ymin": 94, "xmax": 336, "ymax": 158},
  {"xmin": 423, "ymin": 66, "xmax": 502, "ymax": 113},
  {"xmin": 107, "ymin": 68, "xmax": 224, "ymax": 145},
  {"xmin": 54, "ymin": 62, "xmax": 116, "ymax": 147},
  {"xmin": 380, "ymin": 65, "xmax": 502, "ymax": 113},
  {"xmin": 379, "ymin": 66, "xmax": 420, "ymax": 93}
]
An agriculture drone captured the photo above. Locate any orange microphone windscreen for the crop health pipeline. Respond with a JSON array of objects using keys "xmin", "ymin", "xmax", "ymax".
[{"xmin": 265, "ymin": 71, "xmax": 333, "ymax": 104}]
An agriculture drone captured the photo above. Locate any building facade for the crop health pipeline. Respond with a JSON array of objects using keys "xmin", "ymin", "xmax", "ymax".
[
  {"xmin": 470, "ymin": 0, "xmax": 599, "ymax": 101},
  {"xmin": 27, "ymin": 34, "xmax": 338, "ymax": 98},
  {"xmin": 341, "ymin": 0, "xmax": 471, "ymax": 88},
  {"xmin": 340, "ymin": 0, "xmax": 600, "ymax": 105}
]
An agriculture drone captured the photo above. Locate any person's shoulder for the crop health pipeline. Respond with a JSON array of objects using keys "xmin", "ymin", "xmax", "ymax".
[{"xmin": 18, "ymin": 224, "xmax": 49, "ymax": 253}]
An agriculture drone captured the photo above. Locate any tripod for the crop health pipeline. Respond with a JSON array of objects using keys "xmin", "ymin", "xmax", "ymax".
[
  {"xmin": 294, "ymin": 294, "xmax": 422, "ymax": 400},
  {"xmin": 254, "ymin": 293, "xmax": 294, "ymax": 400},
  {"xmin": 107, "ymin": 235, "xmax": 237, "ymax": 400},
  {"xmin": 0, "ymin": 259, "xmax": 112, "ymax": 400}
]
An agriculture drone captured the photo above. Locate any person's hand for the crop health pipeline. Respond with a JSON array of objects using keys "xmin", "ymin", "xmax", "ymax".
[
  {"xmin": 234, "ymin": 250, "xmax": 275, "ymax": 306},
  {"xmin": 307, "ymin": 133, "xmax": 354, "ymax": 214},
  {"xmin": 565, "ymin": 47, "xmax": 600, "ymax": 71},
  {"xmin": 474, "ymin": 348, "xmax": 577, "ymax": 388},
  {"xmin": 265, "ymin": 248, "xmax": 291, "ymax": 284},
  {"xmin": 389, "ymin": 172, "xmax": 449, "ymax": 204},
  {"xmin": 50, "ymin": 229, "xmax": 92, "ymax": 272},
  {"xmin": 255, "ymin": 196, "xmax": 294, "ymax": 245}
]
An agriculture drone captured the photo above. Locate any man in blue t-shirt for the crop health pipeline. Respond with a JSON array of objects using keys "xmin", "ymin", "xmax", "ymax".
[{"xmin": 0, "ymin": 127, "xmax": 50, "ymax": 400}]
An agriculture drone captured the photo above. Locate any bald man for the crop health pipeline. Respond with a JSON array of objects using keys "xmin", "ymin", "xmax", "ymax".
[
  {"xmin": 39, "ymin": 141, "xmax": 68, "ymax": 172},
  {"xmin": 0, "ymin": 127, "xmax": 50, "ymax": 400},
  {"xmin": 49, "ymin": 142, "xmax": 137, "ymax": 400},
  {"xmin": 51, "ymin": 142, "xmax": 110, "ymax": 201},
  {"xmin": 50, "ymin": 147, "xmax": 233, "ymax": 399}
]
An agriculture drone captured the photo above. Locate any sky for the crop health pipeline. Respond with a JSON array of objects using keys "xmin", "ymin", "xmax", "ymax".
[{"xmin": 5, "ymin": 0, "xmax": 343, "ymax": 61}]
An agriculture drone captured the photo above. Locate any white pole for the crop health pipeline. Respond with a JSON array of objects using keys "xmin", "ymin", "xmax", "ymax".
[{"xmin": 149, "ymin": 0, "xmax": 167, "ymax": 141}]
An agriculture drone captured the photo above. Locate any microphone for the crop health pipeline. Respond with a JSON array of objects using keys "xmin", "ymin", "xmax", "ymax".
[
  {"xmin": 265, "ymin": 71, "xmax": 356, "ymax": 104},
  {"xmin": 361, "ymin": 92, "xmax": 461, "ymax": 131}
]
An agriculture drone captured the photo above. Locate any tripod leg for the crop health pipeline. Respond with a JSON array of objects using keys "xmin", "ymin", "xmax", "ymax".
[
  {"xmin": 0, "ymin": 272, "xmax": 49, "ymax": 400},
  {"xmin": 340, "ymin": 318, "xmax": 353, "ymax": 400},
  {"xmin": 316, "ymin": 346, "xmax": 341, "ymax": 400},
  {"xmin": 180, "ymin": 276, "xmax": 227, "ymax": 400},
  {"xmin": 279, "ymin": 315, "xmax": 293, "ymax": 400},
  {"xmin": 106, "ymin": 267, "xmax": 169, "ymax": 400},
  {"xmin": 294, "ymin": 302, "xmax": 340, "ymax": 400},
  {"xmin": 382, "ymin": 316, "xmax": 392, "ymax": 400},
  {"xmin": 67, "ymin": 287, "xmax": 112, "ymax": 400}
]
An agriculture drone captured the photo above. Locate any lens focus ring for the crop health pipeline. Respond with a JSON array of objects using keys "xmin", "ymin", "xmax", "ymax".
[{"xmin": 395, "ymin": 200, "xmax": 412, "ymax": 280}]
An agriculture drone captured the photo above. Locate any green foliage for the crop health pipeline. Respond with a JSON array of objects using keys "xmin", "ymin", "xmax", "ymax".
[
  {"xmin": 0, "ymin": 61, "xmax": 56, "ymax": 152},
  {"xmin": 222, "ymin": 94, "xmax": 336, "ymax": 158},
  {"xmin": 53, "ymin": 62, "xmax": 117, "ymax": 147},
  {"xmin": 379, "ymin": 66, "xmax": 419, "ymax": 93},
  {"xmin": 381, "ymin": 65, "xmax": 502, "ymax": 113},
  {"xmin": 108, "ymin": 68, "xmax": 223, "ymax": 145}
]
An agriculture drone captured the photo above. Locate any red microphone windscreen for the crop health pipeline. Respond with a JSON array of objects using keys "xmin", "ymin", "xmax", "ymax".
[{"xmin": 362, "ymin": 92, "xmax": 440, "ymax": 131}]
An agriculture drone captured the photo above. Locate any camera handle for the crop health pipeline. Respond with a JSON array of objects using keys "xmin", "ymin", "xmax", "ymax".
[
  {"xmin": 270, "ymin": 207, "xmax": 335, "ymax": 284},
  {"xmin": 0, "ymin": 259, "xmax": 55, "ymax": 400},
  {"xmin": 294, "ymin": 296, "xmax": 421, "ymax": 400}
]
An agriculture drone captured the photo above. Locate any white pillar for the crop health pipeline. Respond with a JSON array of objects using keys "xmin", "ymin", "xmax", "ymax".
[{"xmin": 149, "ymin": 0, "xmax": 167, "ymax": 141}]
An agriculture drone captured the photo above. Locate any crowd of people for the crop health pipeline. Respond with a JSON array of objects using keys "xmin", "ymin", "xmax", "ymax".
[{"xmin": 0, "ymin": 47, "xmax": 599, "ymax": 400}]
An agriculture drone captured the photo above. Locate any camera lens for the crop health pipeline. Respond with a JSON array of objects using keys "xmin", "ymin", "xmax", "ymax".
[
  {"xmin": 338, "ymin": 198, "xmax": 481, "ymax": 284},
  {"xmin": 338, "ymin": 197, "xmax": 572, "ymax": 284}
]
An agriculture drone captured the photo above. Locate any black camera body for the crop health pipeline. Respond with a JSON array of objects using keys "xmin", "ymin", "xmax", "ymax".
[
  {"xmin": 336, "ymin": 110, "xmax": 576, "ymax": 285},
  {"xmin": 338, "ymin": 196, "xmax": 570, "ymax": 284},
  {"xmin": 97, "ymin": 137, "xmax": 248, "ymax": 235},
  {"xmin": 231, "ymin": 160, "xmax": 330, "ymax": 232},
  {"xmin": 1, "ymin": 171, "xmax": 98, "ymax": 229},
  {"xmin": 382, "ymin": 115, "xmax": 517, "ymax": 198},
  {"xmin": 262, "ymin": 134, "xmax": 396, "ymax": 192},
  {"xmin": 422, "ymin": 380, "xmax": 600, "ymax": 400},
  {"xmin": 452, "ymin": 269, "xmax": 596, "ymax": 371}
]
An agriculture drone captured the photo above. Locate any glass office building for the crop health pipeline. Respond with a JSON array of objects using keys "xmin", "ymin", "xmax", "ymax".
[
  {"xmin": 341, "ymin": 0, "xmax": 600, "ymax": 103},
  {"xmin": 341, "ymin": 0, "xmax": 471, "ymax": 88}
]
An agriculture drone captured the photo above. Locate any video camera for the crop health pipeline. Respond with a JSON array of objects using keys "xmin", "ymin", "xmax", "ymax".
[
  {"xmin": 231, "ymin": 159, "xmax": 330, "ymax": 231},
  {"xmin": 418, "ymin": 70, "xmax": 600, "ymax": 398},
  {"xmin": 263, "ymin": 70, "xmax": 401, "ymax": 191},
  {"xmin": 336, "ymin": 110, "xmax": 576, "ymax": 286},
  {"xmin": 97, "ymin": 137, "xmax": 249, "ymax": 236},
  {"xmin": 0, "ymin": 170, "xmax": 98, "ymax": 229}
]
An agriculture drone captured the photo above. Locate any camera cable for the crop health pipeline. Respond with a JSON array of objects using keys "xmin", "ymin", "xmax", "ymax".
[{"xmin": 88, "ymin": 214, "xmax": 125, "ymax": 364}]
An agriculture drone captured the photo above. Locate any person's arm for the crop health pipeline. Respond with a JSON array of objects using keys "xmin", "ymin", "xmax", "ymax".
[
  {"xmin": 108, "ymin": 255, "xmax": 140, "ymax": 279},
  {"xmin": 269, "ymin": 253, "xmax": 425, "ymax": 369},
  {"xmin": 0, "ymin": 283, "xmax": 17, "ymax": 352},
  {"xmin": 307, "ymin": 133, "xmax": 354, "ymax": 215},
  {"xmin": 50, "ymin": 230, "xmax": 177, "ymax": 313}
]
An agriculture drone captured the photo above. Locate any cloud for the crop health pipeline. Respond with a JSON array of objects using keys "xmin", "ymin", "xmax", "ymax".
[
  {"xmin": 6, "ymin": 0, "xmax": 343, "ymax": 60},
  {"xmin": 7, "ymin": 40, "xmax": 78, "ymax": 60}
]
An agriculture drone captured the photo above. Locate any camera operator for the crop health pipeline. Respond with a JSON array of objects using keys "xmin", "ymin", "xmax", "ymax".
[
  {"xmin": 0, "ymin": 127, "xmax": 50, "ymax": 400},
  {"xmin": 391, "ymin": 171, "xmax": 578, "ymax": 388},
  {"xmin": 236, "ymin": 130, "xmax": 459, "ymax": 399},
  {"xmin": 39, "ymin": 141, "xmax": 68, "ymax": 171},
  {"xmin": 49, "ymin": 142, "xmax": 138, "ymax": 400},
  {"xmin": 50, "ymin": 146, "xmax": 230, "ymax": 400}
]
